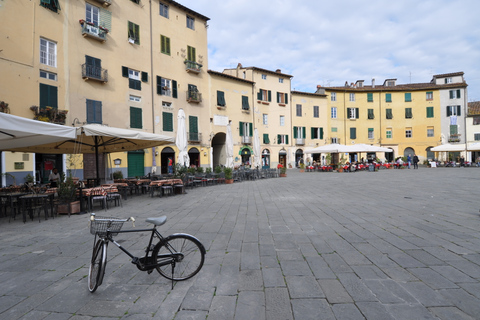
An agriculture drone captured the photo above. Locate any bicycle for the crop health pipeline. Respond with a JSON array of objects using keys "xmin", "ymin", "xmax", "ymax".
[{"xmin": 88, "ymin": 213, "xmax": 206, "ymax": 293}]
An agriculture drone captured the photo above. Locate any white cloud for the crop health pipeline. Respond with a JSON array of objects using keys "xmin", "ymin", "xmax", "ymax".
[{"xmin": 180, "ymin": 0, "xmax": 480, "ymax": 101}]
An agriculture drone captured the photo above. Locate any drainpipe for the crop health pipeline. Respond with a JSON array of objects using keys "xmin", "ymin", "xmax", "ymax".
[{"xmin": 149, "ymin": 0, "xmax": 155, "ymax": 133}]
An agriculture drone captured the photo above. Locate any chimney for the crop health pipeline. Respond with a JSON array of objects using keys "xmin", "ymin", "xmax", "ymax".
[
  {"xmin": 276, "ymin": 69, "xmax": 281, "ymax": 73},
  {"xmin": 372, "ymin": 78, "xmax": 375, "ymax": 88}
]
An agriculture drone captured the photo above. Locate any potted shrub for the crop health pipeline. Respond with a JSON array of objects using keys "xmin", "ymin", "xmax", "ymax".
[
  {"xmin": 224, "ymin": 167, "xmax": 233, "ymax": 184},
  {"xmin": 214, "ymin": 165, "xmax": 223, "ymax": 174},
  {"xmin": 113, "ymin": 170, "xmax": 123, "ymax": 181},
  {"xmin": 57, "ymin": 176, "xmax": 80, "ymax": 215},
  {"xmin": 278, "ymin": 164, "xmax": 287, "ymax": 177},
  {"xmin": 337, "ymin": 156, "xmax": 346, "ymax": 172},
  {"xmin": 299, "ymin": 162, "xmax": 305, "ymax": 173}
]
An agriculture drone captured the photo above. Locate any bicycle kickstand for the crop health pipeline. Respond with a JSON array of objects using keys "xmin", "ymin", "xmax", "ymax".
[{"xmin": 171, "ymin": 261, "xmax": 175, "ymax": 290}]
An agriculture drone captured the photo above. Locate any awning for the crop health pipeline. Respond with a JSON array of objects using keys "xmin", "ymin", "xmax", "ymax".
[{"xmin": 430, "ymin": 144, "xmax": 466, "ymax": 152}]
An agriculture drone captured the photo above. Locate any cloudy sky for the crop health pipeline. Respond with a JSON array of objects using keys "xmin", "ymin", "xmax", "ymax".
[{"xmin": 180, "ymin": 0, "xmax": 480, "ymax": 101}]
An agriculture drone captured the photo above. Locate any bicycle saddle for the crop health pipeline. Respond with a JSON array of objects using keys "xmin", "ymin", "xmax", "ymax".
[{"xmin": 146, "ymin": 216, "xmax": 167, "ymax": 226}]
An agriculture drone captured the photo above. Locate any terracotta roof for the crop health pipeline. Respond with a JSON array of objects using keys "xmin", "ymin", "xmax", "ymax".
[
  {"xmin": 433, "ymin": 72, "xmax": 464, "ymax": 78},
  {"xmin": 164, "ymin": 0, "xmax": 210, "ymax": 21},
  {"xmin": 468, "ymin": 101, "xmax": 480, "ymax": 116},
  {"xmin": 224, "ymin": 66, "xmax": 293, "ymax": 78},
  {"xmin": 208, "ymin": 70, "xmax": 255, "ymax": 84},
  {"xmin": 291, "ymin": 90, "xmax": 327, "ymax": 98},
  {"xmin": 324, "ymin": 81, "xmax": 467, "ymax": 93}
]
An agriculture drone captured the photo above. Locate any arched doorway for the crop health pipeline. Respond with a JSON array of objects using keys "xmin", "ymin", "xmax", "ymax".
[
  {"xmin": 295, "ymin": 149, "xmax": 304, "ymax": 167},
  {"xmin": 211, "ymin": 132, "xmax": 226, "ymax": 168},
  {"xmin": 262, "ymin": 149, "xmax": 270, "ymax": 169},
  {"xmin": 404, "ymin": 147, "xmax": 415, "ymax": 158},
  {"xmin": 426, "ymin": 147, "xmax": 434, "ymax": 160},
  {"xmin": 161, "ymin": 147, "xmax": 175, "ymax": 174},
  {"xmin": 188, "ymin": 147, "xmax": 200, "ymax": 167},
  {"xmin": 240, "ymin": 147, "xmax": 251, "ymax": 166},
  {"xmin": 385, "ymin": 149, "xmax": 394, "ymax": 162},
  {"xmin": 279, "ymin": 149, "xmax": 287, "ymax": 167}
]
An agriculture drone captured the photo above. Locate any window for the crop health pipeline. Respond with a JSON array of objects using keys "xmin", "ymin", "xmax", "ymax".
[
  {"xmin": 263, "ymin": 134, "xmax": 270, "ymax": 144},
  {"xmin": 128, "ymin": 21, "xmax": 140, "ymax": 44},
  {"xmin": 446, "ymin": 105, "xmax": 461, "ymax": 116},
  {"xmin": 40, "ymin": 38, "xmax": 56, "ymax": 67},
  {"xmin": 189, "ymin": 116, "xmax": 198, "ymax": 141},
  {"xmin": 129, "ymin": 95, "xmax": 141, "ymax": 102},
  {"xmin": 368, "ymin": 128, "xmax": 374, "ymax": 139},
  {"xmin": 368, "ymin": 109, "xmax": 374, "ymax": 119},
  {"xmin": 162, "ymin": 112, "xmax": 173, "ymax": 131},
  {"xmin": 280, "ymin": 115, "xmax": 285, "ymax": 126},
  {"xmin": 311, "ymin": 127, "xmax": 324, "ymax": 139},
  {"xmin": 426, "ymin": 91, "xmax": 433, "ymax": 100},
  {"xmin": 313, "ymin": 106, "xmax": 319, "ymax": 118},
  {"xmin": 406, "ymin": 128, "xmax": 412, "ymax": 138},
  {"xmin": 156, "ymin": 76, "xmax": 177, "ymax": 98},
  {"xmin": 239, "ymin": 122, "xmax": 253, "ymax": 137},
  {"xmin": 331, "ymin": 137, "xmax": 339, "ymax": 144},
  {"xmin": 159, "ymin": 3, "xmax": 169, "ymax": 18},
  {"xmin": 386, "ymin": 128, "xmax": 392, "ymax": 139},
  {"xmin": 426, "ymin": 106, "xmax": 434, "ymax": 118},
  {"xmin": 263, "ymin": 114, "xmax": 268, "ymax": 125},
  {"xmin": 162, "ymin": 101, "xmax": 172, "ymax": 108},
  {"xmin": 367, "ymin": 93, "xmax": 373, "ymax": 102},
  {"xmin": 405, "ymin": 108, "xmax": 413, "ymax": 119},
  {"xmin": 277, "ymin": 134, "xmax": 288, "ymax": 144},
  {"xmin": 161, "ymin": 35, "xmax": 170, "ymax": 55},
  {"xmin": 349, "ymin": 93, "xmax": 355, "ymax": 102},
  {"xmin": 475, "ymin": 133, "xmax": 480, "ymax": 141},
  {"xmin": 85, "ymin": 55, "xmax": 102, "ymax": 79},
  {"xmin": 277, "ymin": 92, "xmax": 288, "ymax": 104},
  {"xmin": 86, "ymin": 3, "xmax": 99, "ymax": 26},
  {"xmin": 39, "ymin": 70, "xmax": 57, "ymax": 81},
  {"xmin": 126, "ymin": 68, "xmax": 141, "ymax": 90},
  {"xmin": 445, "ymin": 77, "xmax": 452, "ymax": 84},
  {"xmin": 293, "ymin": 127, "xmax": 306, "ymax": 140},
  {"xmin": 217, "ymin": 91, "xmax": 226, "ymax": 106},
  {"xmin": 449, "ymin": 90, "xmax": 461, "ymax": 99},
  {"xmin": 261, "ymin": 74, "xmax": 267, "ymax": 80},
  {"xmin": 40, "ymin": 0, "xmax": 60, "ymax": 12},
  {"xmin": 257, "ymin": 89, "xmax": 271, "ymax": 102},
  {"xmin": 331, "ymin": 107, "xmax": 337, "ymax": 119},
  {"xmin": 331, "ymin": 92, "xmax": 336, "ymax": 102},
  {"xmin": 350, "ymin": 128, "xmax": 356, "ymax": 139},
  {"xmin": 130, "ymin": 107, "xmax": 142, "ymax": 129},
  {"xmin": 473, "ymin": 116, "xmax": 480, "ymax": 125},
  {"xmin": 427, "ymin": 127, "xmax": 434, "ymax": 137},
  {"xmin": 296, "ymin": 104, "xmax": 302, "ymax": 117},
  {"xmin": 347, "ymin": 108, "xmax": 359, "ymax": 119},
  {"xmin": 331, "ymin": 127, "xmax": 337, "ymax": 132},
  {"xmin": 187, "ymin": 15, "xmax": 195, "ymax": 30},
  {"xmin": 187, "ymin": 45, "xmax": 196, "ymax": 62},
  {"xmin": 405, "ymin": 93, "xmax": 412, "ymax": 102},
  {"xmin": 279, "ymin": 78, "xmax": 283, "ymax": 83},
  {"xmin": 242, "ymin": 96, "xmax": 249, "ymax": 110},
  {"xmin": 386, "ymin": 108, "xmax": 393, "ymax": 119},
  {"xmin": 39, "ymin": 83, "xmax": 57, "ymax": 109},
  {"xmin": 86, "ymin": 99, "xmax": 102, "ymax": 124},
  {"xmin": 385, "ymin": 93, "xmax": 392, "ymax": 102}
]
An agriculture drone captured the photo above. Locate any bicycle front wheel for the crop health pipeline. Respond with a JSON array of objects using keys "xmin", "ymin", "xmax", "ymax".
[
  {"xmin": 88, "ymin": 239, "xmax": 107, "ymax": 292},
  {"xmin": 152, "ymin": 234, "xmax": 205, "ymax": 281}
]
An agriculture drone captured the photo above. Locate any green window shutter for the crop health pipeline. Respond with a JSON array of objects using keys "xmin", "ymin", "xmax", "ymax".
[
  {"xmin": 350, "ymin": 128, "xmax": 356, "ymax": 139},
  {"xmin": 239, "ymin": 122, "xmax": 244, "ymax": 136},
  {"xmin": 386, "ymin": 93, "xmax": 392, "ymax": 102},
  {"xmin": 284, "ymin": 93, "xmax": 288, "ymax": 104},
  {"xmin": 130, "ymin": 107, "xmax": 142, "ymax": 129},
  {"xmin": 405, "ymin": 93, "xmax": 412, "ymax": 102},
  {"xmin": 189, "ymin": 116, "xmax": 198, "ymax": 133},
  {"xmin": 446, "ymin": 106, "xmax": 451, "ymax": 116},
  {"xmin": 450, "ymin": 125, "xmax": 458, "ymax": 135},
  {"xmin": 347, "ymin": 108, "xmax": 351, "ymax": 118},
  {"xmin": 39, "ymin": 83, "xmax": 58, "ymax": 109},
  {"xmin": 311, "ymin": 127, "xmax": 315, "ymax": 139},
  {"xmin": 87, "ymin": 99, "xmax": 102, "ymax": 124},
  {"xmin": 293, "ymin": 127, "xmax": 298, "ymax": 139},
  {"xmin": 99, "ymin": 8, "xmax": 112, "ymax": 31},
  {"xmin": 457, "ymin": 105, "xmax": 461, "ymax": 116},
  {"xmin": 302, "ymin": 126, "xmax": 306, "ymax": 139},
  {"xmin": 276, "ymin": 92, "xmax": 280, "ymax": 103},
  {"xmin": 172, "ymin": 80, "xmax": 177, "ymax": 98},
  {"xmin": 162, "ymin": 112, "xmax": 173, "ymax": 132},
  {"xmin": 217, "ymin": 91, "xmax": 225, "ymax": 106},
  {"xmin": 449, "ymin": 91, "xmax": 454, "ymax": 99},
  {"xmin": 457, "ymin": 89, "xmax": 461, "ymax": 99},
  {"xmin": 320, "ymin": 128, "xmax": 324, "ymax": 139},
  {"xmin": 285, "ymin": 135, "xmax": 289, "ymax": 144},
  {"xmin": 367, "ymin": 93, "xmax": 373, "ymax": 102},
  {"xmin": 277, "ymin": 134, "xmax": 281, "ymax": 144},
  {"xmin": 141, "ymin": 71, "xmax": 148, "ymax": 83},
  {"xmin": 122, "ymin": 66, "xmax": 129, "ymax": 77},
  {"xmin": 187, "ymin": 46, "xmax": 196, "ymax": 62},
  {"xmin": 268, "ymin": 90, "xmax": 272, "ymax": 102},
  {"xmin": 249, "ymin": 123, "xmax": 253, "ymax": 136},
  {"xmin": 242, "ymin": 96, "xmax": 249, "ymax": 110},
  {"xmin": 368, "ymin": 109, "xmax": 374, "ymax": 119},
  {"xmin": 405, "ymin": 108, "xmax": 412, "ymax": 118},
  {"xmin": 426, "ymin": 106, "xmax": 434, "ymax": 118},
  {"xmin": 386, "ymin": 108, "xmax": 392, "ymax": 119},
  {"xmin": 156, "ymin": 76, "xmax": 162, "ymax": 95},
  {"xmin": 257, "ymin": 91, "xmax": 262, "ymax": 100},
  {"xmin": 355, "ymin": 108, "xmax": 359, "ymax": 119},
  {"xmin": 263, "ymin": 134, "xmax": 269, "ymax": 144},
  {"xmin": 135, "ymin": 24, "xmax": 140, "ymax": 44},
  {"xmin": 166, "ymin": 37, "xmax": 170, "ymax": 55}
]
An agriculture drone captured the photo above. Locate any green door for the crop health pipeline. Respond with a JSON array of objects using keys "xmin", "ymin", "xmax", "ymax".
[{"xmin": 127, "ymin": 151, "xmax": 144, "ymax": 178}]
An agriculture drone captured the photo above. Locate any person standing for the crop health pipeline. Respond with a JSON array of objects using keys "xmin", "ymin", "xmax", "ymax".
[
  {"xmin": 49, "ymin": 168, "xmax": 60, "ymax": 187},
  {"xmin": 407, "ymin": 154, "xmax": 412, "ymax": 169},
  {"xmin": 413, "ymin": 154, "xmax": 419, "ymax": 169},
  {"xmin": 168, "ymin": 157, "xmax": 173, "ymax": 174}
]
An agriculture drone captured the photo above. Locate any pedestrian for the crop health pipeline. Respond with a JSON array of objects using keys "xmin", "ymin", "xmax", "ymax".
[
  {"xmin": 168, "ymin": 157, "xmax": 173, "ymax": 174},
  {"xmin": 407, "ymin": 154, "xmax": 412, "ymax": 169},
  {"xmin": 413, "ymin": 154, "xmax": 419, "ymax": 169},
  {"xmin": 49, "ymin": 168, "xmax": 60, "ymax": 187}
]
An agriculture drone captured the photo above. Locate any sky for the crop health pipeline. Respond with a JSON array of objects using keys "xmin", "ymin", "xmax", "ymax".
[{"xmin": 179, "ymin": 0, "xmax": 480, "ymax": 102}]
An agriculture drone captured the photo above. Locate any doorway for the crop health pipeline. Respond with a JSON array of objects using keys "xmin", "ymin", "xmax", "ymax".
[
  {"xmin": 127, "ymin": 150, "xmax": 145, "ymax": 178},
  {"xmin": 161, "ymin": 147, "xmax": 175, "ymax": 173},
  {"xmin": 188, "ymin": 147, "xmax": 200, "ymax": 167},
  {"xmin": 36, "ymin": 153, "xmax": 64, "ymax": 184}
]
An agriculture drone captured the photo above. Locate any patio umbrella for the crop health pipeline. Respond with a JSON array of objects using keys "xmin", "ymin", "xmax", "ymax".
[
  {"xmin": 431, "ymin": 143, "xmax": 466, "ymax": 152},
  {"xmin": 467, "ymin": 143, "xmax": 480, "ymax": 151},
  {"xmin": 225, "ymin": 123, "xmax": 234, "ymax": 168},
  {"xmin": 253, "ymin": 128, "xmax": 261, "ymax": 168},
  {"xmin": 304, "ymin": 143, "xmax": 342, "ymax": 154},
  {"xmin": 175, "ymin": 109, "xmax": 190, "ymax": 167},
  {"xmin": 0, "ymin": 113, "xmax": 77, "ymax": 150}
]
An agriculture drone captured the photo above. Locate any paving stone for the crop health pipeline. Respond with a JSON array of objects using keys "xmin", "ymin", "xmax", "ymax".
[
  {"xmin": 318, "ymin": 279, "xmax": 353, "ymax": 304},
  {"xmin": 285, "ymin": 275, "xmax": 325, "ymax": 299},
  {"xmin": 431, "ymin": 265, "xmax": 476, "ymax": 283},
  {"xmin": 234, "ymin": 291, "xmax": 265, "ymax": 320},
  {"xmin": 337, "ymin": 273, "xmax": 378, "ymax": 302},
  {"xmin": 356, "ymin": 302, "xmax": 395, "ymax": 320},
  {"xmin": 279, "ymin": 259, "xmax": 313, "ymax": 276},
  {"xmin": 429, "ymin": 306, "xmax": 476, "ymax": 320},
  {"xmin": 364, "ymin": 279, "xmax": 417, "ymax": 304},
  {"xmin": 439, "ymin": 288, "xmax": 480, "ymax": 319},
  {"xmin": 331, "ymin": 303, "xmax": 365, "ymax": 320},
  {"xmin": 265, "ymin": 287, "xmax": 293, "ymax": 320},
  {"xmin": 408, "ymin": 267, "xmax": 459, "ymax": 289},
  {"xmin": 262, "ymin": 267, "xmax": 286, "ymax": 288},
  {"xmin": 291, "ymin": 299, "xmax": 335, "ymax": 320},
  {"xmin": 238, "ymin": 269, "xmax": 263, "ymax": 291},
  {"xmin": 208, "ymin": 295, "xmax": 236, "ymax": 320},
  {"xmin": 399, "ymin": 281, "xmax": 452, "ymax": 307}
]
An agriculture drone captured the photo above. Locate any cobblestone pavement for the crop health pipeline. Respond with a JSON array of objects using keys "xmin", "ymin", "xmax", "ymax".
[{"xmin": 0, "ymin": 167, "xmax": 479, "ymax": 319}]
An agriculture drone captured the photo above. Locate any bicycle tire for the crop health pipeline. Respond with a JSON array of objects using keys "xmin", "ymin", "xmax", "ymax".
[
  {"xmin": 152, "ymin": 234, "xmax": 205, "ymax": 281},
  {"xmin": 88, "ymin": 240, "xmax": 107, "ymax": 292}
]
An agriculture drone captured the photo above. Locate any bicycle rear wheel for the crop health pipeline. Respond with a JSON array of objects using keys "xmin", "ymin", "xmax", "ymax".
[
  {"xmin": 88, "ymin": 239, "xmax": 107, "ymax": 292},
  {"xmin": 152, "ymin": 234, "xmax": 205, "ymax": 281}
]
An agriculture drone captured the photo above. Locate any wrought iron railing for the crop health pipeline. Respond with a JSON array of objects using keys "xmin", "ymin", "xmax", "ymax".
[
  {"xmin": 184, "ymin": 60, "xmax": 202, "ymax": 73},
  {"xmin": 82, "ymin": 64, "xmax": 108, "ymax": 82},
  {"xmin": 81, "ymin": 22, "xmax": 108, "ymax": 41},
  {"xmin": 186, "ymin": 90, "xmax": 202, "ymax": 103}
]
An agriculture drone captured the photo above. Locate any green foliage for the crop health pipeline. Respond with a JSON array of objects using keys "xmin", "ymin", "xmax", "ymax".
[
  {"xmin": 223, "ymin": 167, "xmax": 233, "ymax": 179},
  {"xmin": 196, "ymin": 166, "xmax": 204, "ymax": 174},
  {"xmin": 187, "ymin": 167, "xmax": 196, "ymax": 174},
  {"xmin": 24, "ymin": 174, "xmax": 34, "ymax": 183},
  {"xmin": 214, "ymin": 165, "xmax": 223, "ymax": 174},
  {"xmin": 205, "ymin": 167, "xmax": 212, "ymax": 174},
  {"xmin": 58, "ymin": 175, "xmax": 77, "ymax": 203},
  {"xmin": 174, "ymin": 164, "xmax": 188, "ymax": 178},
  {"xmin": 113, "ymin": 171, "xmax": 123, "ymax": 180}
]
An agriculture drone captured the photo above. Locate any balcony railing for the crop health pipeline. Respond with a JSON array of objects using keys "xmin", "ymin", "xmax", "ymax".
[
  {"xmin": 82, "ymin": 64, "xmax": 108, "ymax": 83},
  {"xmin": 188, "ymin": 132, "xmax": 202, "ymax": 143},
  {"xmin": 186, "ymin": 90, "xmax": 202, "ymax": 103},
  {"xmin": 184, "ymin": 60, "xmax": 202, "ymax": 74},
  {"xmin": 242, "ymin": 136, "xmax": 252, "ymax": 144},
  {"xmin": 30, "ymin": 106, "xmax": 68, "ymax": 125},
  {"xmin": 448, "ymin": 134, "xmax": 461, "ymax": 143},
  {"xmin": 295, "ymin": 138, "xmax": 305, "ymax": 145},
  {"xmin": 92, "ymin": 0, "xmax": 111, "ymax": 6},
  {"xmin": 80, "ymin": 20, "xmax": 108, "ymax": 42}
]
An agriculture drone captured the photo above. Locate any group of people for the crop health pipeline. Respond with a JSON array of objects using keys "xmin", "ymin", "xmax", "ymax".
[{"xmin": 405, "ymin": 154, "xmax": 420, "ymax": 169}]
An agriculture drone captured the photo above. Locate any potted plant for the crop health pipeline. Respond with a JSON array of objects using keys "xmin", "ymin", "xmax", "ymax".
[
  {"xmin": 299, "ymin": 162, "xmax": 305, "ymax": 173},
  {"xmin": 337, "ymin": 156, "xmax": 346, "ymax": 172},
  {"xmin": 214, "ymin": 165, "xmax": 223, "ymax": 174},
  {"xmin": 113, "ymin": 170, "xmax": 123, "ymax": 181},
  {"xmin": 57, "ymin": 176, "xmax": 80, "ymax": 215},
  {"xmin": 224, "ymin": 167, "xmax": 233, "ymax": 184},
  {"xmin": 278, "ymin": 164, "xmax": 287, "ymax": 177}
]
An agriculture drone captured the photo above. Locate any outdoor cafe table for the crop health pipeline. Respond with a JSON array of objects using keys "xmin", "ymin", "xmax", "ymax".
[
  {"xmin": 149, "ymin": 179, "xmax": 183, "ymax": 197},
  {"xmin": 102, "ymin": 183, "xmax": 129, "ymax": 200},
  {"xmin": 19, "ymin": 193, "xmax": 54, "ymax": 222},
  {"xmin": 0, "ymin": 192, "xmax": 28, "ymax": 218}
]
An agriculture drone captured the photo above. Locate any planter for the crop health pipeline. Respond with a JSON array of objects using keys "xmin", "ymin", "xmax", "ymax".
[
  {"xmin": 56, "ymin": 201, "xmax": 80, "ymax": 215},
  {"xmin": 299, "ymin": 169, "xmax": 305, "ymax": 173},
  {"xmin": 225, "ymin": 179, "xmax": 234, "ymax": 184},
  {"xmin": 279, "ymin": 173, "xmax": 287, "ymax": 177},
  {"xmin": 337, "ymin": 168, "xmax": 344, "ymax": 173}
]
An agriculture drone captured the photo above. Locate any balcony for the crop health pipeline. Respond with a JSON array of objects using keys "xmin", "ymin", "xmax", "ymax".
[
  {"xmin": 242, "ymin": 136, "xmax": 252, "ymax": 144},
  {"xmin": 188, "ymin": 132, "xmax": 202, "ymax": 143},
  {"xmin": 296, "ymin": 138, "xmax": 305, "ymax": 146},
  {"xmin": 92, "ymin": 0, "xmax": 111, "ymax": 6},
  {"xmin": 448, "ymin": 134, "xmax": 461, "ymax": 143},
  {"xmin": 80, "ymin": 20, "xmax": 108, "ymax": 42},
  {"xmin": 186, "ymin": 90, "xmax": 202, "ymax": 103},
  {"xmin": 82, "ymin": 64, "xmax": 108, "ymax": 83},
  {"xmin": 184, "ymin": 60, "xmax": 202, "ymax": 74},
  {"xmin": 30, "ymin": 106, "xmax": 68, "ymax": 125}
]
